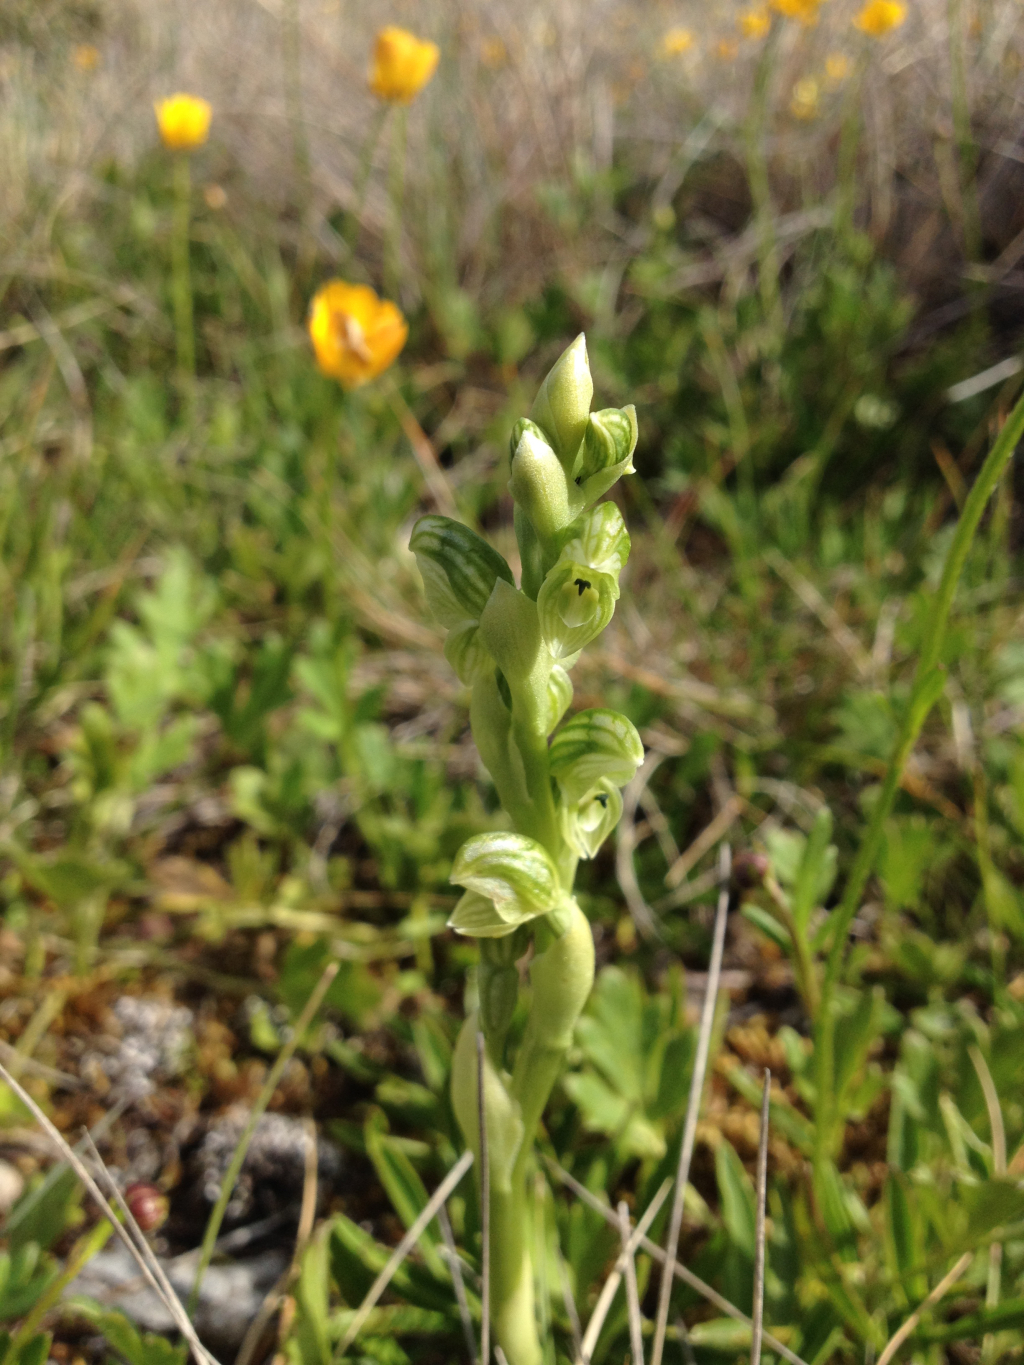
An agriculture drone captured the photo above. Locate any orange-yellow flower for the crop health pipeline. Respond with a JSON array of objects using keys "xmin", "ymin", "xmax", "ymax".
[
  {"xmin": 854, "ymin": 0, "xmax": 906, "ymax": 36},
  {"xmin": 308, "ymin": 281, "xmax": 408, "ymax": 389},
  {"xmin": 661, "ymin": 27, "xmax": 695, "ymax": 56},
  {"xmin": 772, "ymin": 0, "xmax": 822, "ymax": 24},
  {"xmin": 73, "ymin": 44, "xmax": 100, "ymax": 72},
  {"xmin": 739, "ymin": 8, "xmax": 772, "ymax": 38},
  {"xmin": 825, "ymin": 52, "xmax": 850, "ymax": 82},
  {"xmin": 790, "ymin": 75, "xmax": 820, "ymax": 118},
  {"xmin": 369, "ymin": 26, "xmax": 440, "ymax": 103},
  {"xmin": 154, "ymin": 94, "xmax": 212, "ymax": 151}
]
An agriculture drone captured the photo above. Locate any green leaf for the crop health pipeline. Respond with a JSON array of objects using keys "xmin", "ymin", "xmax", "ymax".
[
  {"xmin": 478, "ymin": 579, "xmax": 545, "ymax": 684},
  {"xmin": 327, "ymin": 1215, "xmax": 454, "ymax": 1313},
  {"xmin": 791, "ymin": 806, "xmax": 836, "ymax": 934},
  {"xmin": 293, "ymin": 1227, "xmax": 333, "ymax": 1365},
  {"xmin": 715, "ymin": 1141, "xmax": 756, "ymax": 1258},
  {"xmin": 410, "ymin": 516, "xmax": 515, "ymax": 627},
  {"xmin": 442, "ymin": 620, "xmax": 493, "ymax": 685},
  {"xmin": 917, "ymin": 1295, "xmax": 1024, "ymax": 1343},
  {"xmin": 364, "ymin": 1114, "xmax": 446, "ymax": 1279},
  {"xmin": 549, "ymin": 709, "xmax": 644, "ymax": 802},
  {"xmin": 740, "ymin": 903, "xmax": 793, "ymax": 952},
  {"xmin": 11, "ymin": 1333, "xmax": 51, "ymax": 1365},
  {"xmin": 687, "ymin": 1318, "xmax": 751, "ymax": 1349},
  {"xmin": 68, "ymin": 1301, "xmax": 186, "ymax": 1365}
]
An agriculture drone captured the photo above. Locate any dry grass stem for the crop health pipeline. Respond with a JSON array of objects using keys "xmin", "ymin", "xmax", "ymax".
[
  {"xmin": 874, "ymin": 1251, "xmax": 974, "ymax": 1365},
  {"xmin": 0, "ymin": 1058, "xmax": 220, "ymax": 1365},
  {"xmin": 619, "ymin": 1200, "xmax": 646, "ymax": 1365},
  {"xmin": 665, "ymin": 795, "xmax": 744, "ymax": 888},
  {"xmin": 335, "ymin": 1148, "xmax": 474, "ymax": 1358},
  {"xmin": 650, "ymin": 843, "xmax": 731, "ymax": 1365},
  {"xmin": 556, "ymin": 1243, "xmax": 583, "ymax": 1362},
  {"xmin": 750, "ymin": 1069, "xmax": 770, "ymax": 1365},
  {"xmin": 437, "ymin": 1201, "xmax": 478, "ymax": 1365}
]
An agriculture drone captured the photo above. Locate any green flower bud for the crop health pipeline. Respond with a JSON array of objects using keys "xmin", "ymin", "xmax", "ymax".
[
  {"xmin": 410, "ymin": 515, "xmax": 515, "ymax": 627},
  {"xmin": 443, "ymin": 620, "xmax": 493, "ymax": 685},
  {"xmin": 545, "ymin": 664, "xmax": 573, "ymax": 734},
  {"xmin": 577, "ymin": 406, "xmax": 636, "ymax": 478},
  {"xmin": 448, "ymin": 831, "xmax": 564, "ymax": 937},
  {"xmin": 536, "ymin": 560, "xmax": 617, "ymax": 660},
  {"xmin": 530, "ymin": 334, "xmax": 594, "ymax": 471},
  {"xmin": 478, "ymin": 578, "xmax": 544, "ymax": 685},
  {"xmin": 549, "ymin": 708, "xmax": 644, "ymax": 802},
  {"xmin": 509, "ymin": 420, "xmax": 573, "ymax": 540},
  {"xmin": 560, "ymin": 777, "xmax": 623, "ymax": 859},
  {"xmin": 558, "ymin": 502, "xmax": 631, "ymax": 580}
]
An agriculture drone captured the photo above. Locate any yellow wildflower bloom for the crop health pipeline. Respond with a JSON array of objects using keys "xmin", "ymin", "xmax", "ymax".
[
  {"xmin": 154, "ymin": 94, "xmax": 212, "ymax": 152},
  {"xmin": 73, "ymin": 44, "xmax": 100, "ymax": 72},
  {"xmin": 790, "ymin": 75, "xmax": 820, "ymax": 118},
  {"xmin": 308, "ymin": 281, "xmax": 408, "ymax": 389},
  {"xmin": 825, "ymin": 51, "xmax": 850, "ymax": 82},
  {"xmin": 854, "ymin": 0, "xmax": 906, "ymax": 36},
  {"xmin": 661, "ymin": 27, "xmax": 695, "ymax": 56},
  {"xmin": 739, "ymin": 8, "xmax": 772, "ymax": 38},
  {"xmin": 369, "ymin": 26, "xmax": 440, "ymax": 103},
  {"xmin": 772, "ymin": 0, "xmax": 822, "ymax": 24}
]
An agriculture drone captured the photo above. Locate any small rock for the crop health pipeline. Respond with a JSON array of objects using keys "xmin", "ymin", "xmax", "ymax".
[{"xmin": 193, "ymin": 1110, "xmax": 342, "ymax": 1222}]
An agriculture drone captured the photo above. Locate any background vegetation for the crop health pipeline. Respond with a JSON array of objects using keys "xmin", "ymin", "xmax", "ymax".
[{"xmin": 2, "ymin": 0, "xmax": 1024, "ymax": 1362}]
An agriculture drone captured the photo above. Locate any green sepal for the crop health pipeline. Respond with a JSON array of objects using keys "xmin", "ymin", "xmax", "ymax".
[
  {"xmin": 509, "ymin": 421, "xmax": 574, "ymax": 540},
  {"xmin": 536, "ymin": 561, "xmax": 617, "ymax": 660},
  {"xmin": 443, "ymin": 620, "xmax": 493, "ymax": 685},
  {"xmin": 530, "ymin": 334, "xmax": 593, "ymax": 471},
  {"xmin": 545, "ymin": 665, "xmax": 574, "ymax": 734},
  {"xmin": 410, "ymin": 515, "xmax": 515, "ymax": 626},
  {"xmin": 450, "ymin": 830, "xmax": 563, "ymax": 920},
  {"xmin": 449, "ymin": 890, "xmax": 547, "ymax": 938},
  {"xmin": 478, "ymin": 579, "xmax": 545, "ymax": 685},
  {"xmin": 577, "ymin": 405, "xmax": 637, "ymax": 505},
  {"xmin": 560, "ymin": 777, "xmax": 623, "ymax": 858},
  {"xmin": 549, "ymin": 708, "xmax": 644, "ymax": 802},
  {"xmin": 557, "ymin": 501, "xmax": 631, "ymax": 580}
]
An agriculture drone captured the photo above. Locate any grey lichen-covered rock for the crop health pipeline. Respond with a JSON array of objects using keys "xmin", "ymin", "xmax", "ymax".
[
  {"xmin": 81, "ymin": 997, "xmax": 194, "ymax": 1103},
  {"xmin": 193, "ymin": 1109, "xmax": 343, "ymax": 1221}
]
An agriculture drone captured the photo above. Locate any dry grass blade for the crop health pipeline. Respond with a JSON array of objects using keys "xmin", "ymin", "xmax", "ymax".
[
  {"xmin": 0, "ymin": 1058, "xmax": 220, "ymax": 1365},
  {"xmin": 665, "ymin": 795, "xmax": 744, "ymax": 889},
  {"xmin": 437, "ymin": 1200, "xmax": 478, "ymax": 1365},
  {"xmin": 875, "ymin": 1251, "xmax": 974, "ymax": 1365},
  {"xmin": 545, "ymin": 1160, "xmax": 809, "ymax": 1365},
  {"xmin": 616, "ymin": 752, "xmax": 666, "ymax": 940},
  {"xmin": 477, "ymin": 1030, "xmax": 491, "ymax": 1365},
  {"xmin": 335, "ymin": 1148, "xmax": 474, "ymax": 1359},
  {"xmin": 556, "ymin": 1242, "xmax": 583, "ymax": 1362},
  {"xmin": 751, "ymin": 1069, "xmax": 770, "ymax": 1365},
  {"xmin": 577, "ymin": 1179, "xmax": 672, "ymax": 1364},
  {"xmin": 650, "ymin": 843, "xmax": 731, "ymax": 1365},
  {"xmin": 384, "ymin": 376, "xmax": 459, "ymax": 519},
  {"xmin": 190, "ymin": 960, "xmax": 339, "ymax": 1313},
  {"xmin": 619, "ymin": 1201, "xmax": 645, "ymax": 1365}
]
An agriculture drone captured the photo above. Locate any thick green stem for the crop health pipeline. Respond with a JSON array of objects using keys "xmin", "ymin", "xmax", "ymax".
[
  {"xmin": 813, "ymin": 387, "xmax": 1024, "ymax": 1175},
  {"xmin": 171, "ymin": 153, "xmax": 195, "ymax": 384}
]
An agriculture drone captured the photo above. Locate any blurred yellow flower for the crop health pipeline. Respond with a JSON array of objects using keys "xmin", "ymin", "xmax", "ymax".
[
  {"xmin": 717, "ymin": 38, "xmax": 739, "ymax": 60},
  {"xmin": 772, "ymin": 0, "xmax": 822, "ymax": 24},
  {"xmin": 73, "ymin": 44, "xmax": 100, "ymax": 72},
  {"xmin": 854, "ymin": 0, "xmax": 906, "ymax": 36},
  {"xmin": 825, "ymin": 51, "xmax": 850, "ymax": 82},
  {"xmin": 480, "ymin": 36, "xmax": 507, "ymax": 69},
  {"xmin": 369, "ymin": 26, "xmax": 440, "ymax": 102},
  {"xmin": 739, "ymin": 8, "xmax": 772, "ymax": 38},
  {"xmin": 661, "ymin": 27, "xmax": 695, "ymax": 56},
  {"xmin": 154, "ymin": 94, "xmax": 212, "ymax": 152},
  {"xmin": 790, "ymin": 75, "xmax": 820, "ymax": 118},
  {"xmin": 308, "ymin": 281, "xmax": 408, "ymax": 389}
]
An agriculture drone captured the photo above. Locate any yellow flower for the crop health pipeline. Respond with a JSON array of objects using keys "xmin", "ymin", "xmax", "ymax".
[
  {"xmin": 716, "ymin": 37, "xmax": 739, "ymax": 60},
  {"xmin": 739, "ymin": 8, "xmax": 772, "ymax": 38},
  {"xmin": 854, "ymin": 0, "xmax": 906, "ymax": 36},
  {"xmin": 825, "ymin": 51, "xmax": 850, "ymax": 82},
  {"xmin": 154, "ymin": 94, "xmax": 212, "ymax": 152},
  {"xmin": 661, "ymin": 27, "xmax": 695, "ymax": 56},
  {"xmin": 772, "ymin": 0, "xmax": 822, "ymax": 24},
  {"xmin": 790, "ymin": 75, "xmax": 820, "ymax": 118},
  {"xmin": 308, "ymin": 281, "xmax": 408, "ymax": 389},
  {"xmin": 72, "ymin": 44, "xmax": 100, "ymax": 72},
  {"xmin": 480, "ymin": 36, "xmax": 507, "ymax": 69},
  {"xmin": 369, "ymin": 26, "xmax": 440, "ymax": 103}
]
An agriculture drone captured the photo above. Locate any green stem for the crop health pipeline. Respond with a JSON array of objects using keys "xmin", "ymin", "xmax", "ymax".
[
  {"xmin": 744, "ymin": 24, "xmax": 783, "ymax": 345},
  {"xmin": 344, "ymin": 105, "xmax": 390, "ymax": 263},
  {"xmin": 813, "ymin": 385, "xmax": 1024, "ymax": 1172},
  {"xmin": 385, "ymin": 107, "xmax": 408, "ymax": 300},
  {"xmin": 171, "ymin": 153, "xmax": 195, "ymax": 384}
]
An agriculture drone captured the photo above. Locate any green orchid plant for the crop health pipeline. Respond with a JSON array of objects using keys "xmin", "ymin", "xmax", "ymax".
[{"xmin": 410, "ymin": 335, "xmax": 642, "ymax": 1365}]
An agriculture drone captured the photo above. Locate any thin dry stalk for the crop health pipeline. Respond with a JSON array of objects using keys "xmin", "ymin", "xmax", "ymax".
[
  {"xmin": 875, "ymin": 1251, "xmax": 974, "ymax": 1365},
  {"xmin": 665, "ymin": 795, "xmax": 743, "ymax": 889},
  {"xmin": 618, "ymin": 1200, "xmax": 645, "ymax": 1365},
  {"xmin": 616, "ymin": 752, "xmax": 666, "ymax": 939},
  {"xmin": 0, "ymin": 1059, "xmax": 220, "ymax": 1365},
  {"xmin": 969, "ymin": 1045, "xmax": 1006, "ymax": 1361},
  {"xmin": 437, "ymin": 1201, "xmax": 477, "ymax": 1365},
  {"xmin": 385, "ymin": 377, "xmax": 459, "ymax": 520},
  {"xmin": 556, "ymin": 1243, "xmax": 583, "ymax": 1362},
  {"xmin": 190, "ymin": 961, "xmax": 339, "ymax": 1312},
  {"xmin": 336, "ymin": 1148, "xmax": 474, "ymax": 1358},
  {"xmin": 577, "ymin": 1179, "xmax": 672, "ymax": 1365},
  {"xmin": 546, "ymin": 1158, "xmax": 808, "ymax": 1365},
  {"xmin": 750, "ymin": 1069, "xmax": 770, "ymax": 1365},
  {"xmin": 477, "ymin": 1030, "xmax": 491, "ymax": 1365},
  {"xmin": 650, "ymin": 844, "xmax": 731, "ymax": 1365}
]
